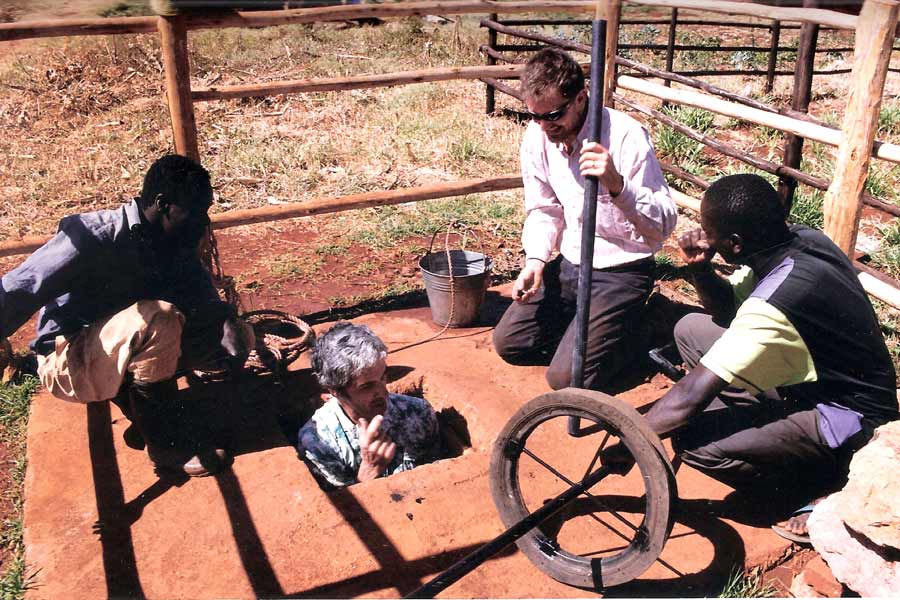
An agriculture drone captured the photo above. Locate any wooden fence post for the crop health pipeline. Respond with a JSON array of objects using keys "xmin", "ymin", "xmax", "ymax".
[
  {"xmin": 486, "ymin": 11, "xmax": 498, "ymax": 114},
  {"xmin": 158, "ymin": 14, "xmax": 200, "ymax": 162},
  {"xmin": 776, "ymin": 0, "xmax": 819, "ymax": 214},
  {"xmin": 661, "ymin": 7, "xmax": 677, "ymax": 109},
  {"xmin": 664, "ymin": 7, "xmax": 678, "ymax": 82},
  {"xmin": 603, "ymin": 0, "xmax": 622, "ymax": 108},
  {"xmin": 765, "ymin": 19, "xmax": 781, "ymax": 93},
  {"xmin": 824, "ymin": 0, "xmax": 899, "ymax": 256}
]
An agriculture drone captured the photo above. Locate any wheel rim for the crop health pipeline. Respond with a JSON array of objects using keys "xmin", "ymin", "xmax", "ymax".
[{"xmin": 490, "ymin": 389, "xmax": 675, "ymax": 590}]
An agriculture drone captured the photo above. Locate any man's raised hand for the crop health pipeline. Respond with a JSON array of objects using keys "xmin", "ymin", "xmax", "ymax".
[
  {"xmin": 678, "ymin": 228, "xmax": 715, "ymax": 266},
  {"xmin": 357, "ymin": 415, "xmax": 397, "ymax": 482}
]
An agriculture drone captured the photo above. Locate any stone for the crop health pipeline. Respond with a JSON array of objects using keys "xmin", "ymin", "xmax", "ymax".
[
  {"xmin": 834, "ymin": 420, "xmax": 900, "ymax": 550},
  {"xmin": 789, "ymin": 556, "xmax": 842, "ymax": 598},
  {"xmin": 808, "ymin": 494, "xmax": 900, "ymax": 596}
]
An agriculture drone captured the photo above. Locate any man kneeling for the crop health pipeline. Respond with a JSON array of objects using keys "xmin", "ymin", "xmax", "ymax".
[{"xmin": 298, "ymin": 322, "xmax": 441, "ymax": 489}]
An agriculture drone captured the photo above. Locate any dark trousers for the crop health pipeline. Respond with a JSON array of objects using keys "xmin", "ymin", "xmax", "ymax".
[
  {"xmin": 492, "ymin": 255, "xmax": 654, "ymax": 391},
  {"xmin": 672, "ymin": 313, "xmax": 864, "ymax": 494}
]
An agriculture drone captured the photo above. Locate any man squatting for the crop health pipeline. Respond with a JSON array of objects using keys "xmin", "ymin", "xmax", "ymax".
[{"xmin": 0, "ymin": 155, "xmax": 254, "ymax": 477}]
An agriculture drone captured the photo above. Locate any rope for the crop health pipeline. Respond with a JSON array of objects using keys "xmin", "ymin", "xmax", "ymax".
[
  {"xmin": 196, "ymin": 227, "xmax": 314, "ymax": 380},
  {"xmin": 202, "ymin": 226, "xmax": 243, "ymax": 311},
  {"xmin": 191, "ymin": 309, "xmax": 315, "ymax": 382},
  {"xmin": 388, "ymin": 220, "xmax": 462, "ymax": 355}
]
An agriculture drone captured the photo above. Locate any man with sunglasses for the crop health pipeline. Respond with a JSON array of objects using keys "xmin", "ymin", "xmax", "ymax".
[
  {"xmin": 0, "ymin": 154, "xmax": 254, "ymax": 477},
  {"xmin": 493, "ymin": 48, "xmax": 677, "ymax": 393}
]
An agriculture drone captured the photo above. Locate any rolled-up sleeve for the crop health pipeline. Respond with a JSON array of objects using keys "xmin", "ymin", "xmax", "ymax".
[
  {"xmin": 610, "ymin": 127, "xmax": 677, "ymax": 247},
  {"xmin": 520, "ymin": 130, "xmax": 564, "ymax": 263}
]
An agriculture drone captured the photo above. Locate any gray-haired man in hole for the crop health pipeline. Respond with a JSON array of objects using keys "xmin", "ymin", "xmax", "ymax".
[{"xmin": 297, "ymin": 322, "xmax": 442, "ymax": 489}]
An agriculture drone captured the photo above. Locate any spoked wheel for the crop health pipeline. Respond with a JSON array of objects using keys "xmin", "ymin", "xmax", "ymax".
[{"xmin": 490, "ymin": 388, "xmax": 677, "ymax": 590}]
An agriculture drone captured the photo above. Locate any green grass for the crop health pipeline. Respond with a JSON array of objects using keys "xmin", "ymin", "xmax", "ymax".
[
  {"xmin": 314, "ymin": 241, "xmax": 351, "ymax": 256},
  {"xmin": 878, "ymin": 102, "xmax": 900, "ymax": 138},
  {"xmin": 330, "ymin": 192, "xmax": 522, "ymax": 250},
  {"xmin": 98, "ymin": 1, "xmax": 154, "ymax": 17},
  {"xmin": 865, "ymin": 163, "xmax": 893, "ymax": 200},
  {"xmin": 0, "ymin": 376, "xmax": 40, "ymax": 600},
  {"xmin": 653, "ymin": 106, "xmax": 715, "ymax": 167},
  {"xmin": 265, "ymin": 255, "xmax": 324, "ymax": 279},
  {"xmin": 788, "ymin": 190, "xmax": 825, "ymax": 230},
  {"xmin": 872, "ymin": 298, "xmax": 900, "ymax": 378},
  {"xmin": 676, "ymin": 31, "xmax": 722, "ymax": 70},
  {"xmin": 729, "ymin": 49, "xmax": 767, "ymax": 71},
  {"xmin": 654, "ymin": 252, "xmax": 688, "ymax": 282},
  {"xmin": 869, "ymin": 221, "xmax": 900, "ymax": 279},
  {"xmin": 718, "ymin": 567, "xmax": 778, "ymax": 598}
]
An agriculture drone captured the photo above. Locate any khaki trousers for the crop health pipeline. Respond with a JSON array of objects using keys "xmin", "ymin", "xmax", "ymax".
[{"xmin": 37, "ymin": 300, "xmax": 185, "ymax": 404}]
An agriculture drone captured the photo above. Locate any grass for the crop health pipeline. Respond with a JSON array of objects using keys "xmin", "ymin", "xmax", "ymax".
[
  {"xmin": 788, "ymin": 190, "xmax": 825, "ymax": 230},
  {"xmin": 653, "ymin": 105, "xmax": 715, "ymax": 166},
  {"xmin": 872, "ymin": 298, "xmax": 900, "ymax": 370},
  {"xmin": 654, "ymin": 252, "xmax": 687, "ymax": 282},
  {"xmin": 865, "ymin": 163, "xmax": 894, "ymax": 201},
  {"xmin": 98, "ymin": 1, "xmax": 154, "ymax": 17},
  {"xmin": 265, "ymin": 255, "xmax": 324, "ymax": 279},
  {"xmin": 869, "ymin": 221, "xmax": 900, "ymax": 279},
  {"xmin": 314, "ymin": 241, "xmax": 351, "ymax": 256},
  {"xmin": 718, "ymin": 567, "xmax": 778, "ymax": 598},
  {"xmin": 676, "ymin": 31, "xmax": 722, "ymax": 71},
  {"xmin": 878, "ymin": 102, "xmax": 900, "ymax": 139},
  {"xmin": 0, "ymin": 376, "xmax": 40, "ymax": 600},
  {"xmin": 329, "ymin": 192, "xmax": 523, "ymax": 250}
]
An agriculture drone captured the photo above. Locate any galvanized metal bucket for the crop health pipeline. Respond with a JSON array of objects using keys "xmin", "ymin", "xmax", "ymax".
[{"xmin": 419, "ymin": 229, "xmax": 492, "ymax": 328}]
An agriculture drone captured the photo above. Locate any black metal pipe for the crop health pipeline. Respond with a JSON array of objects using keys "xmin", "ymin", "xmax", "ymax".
[
  {"xmin": 405, "ymin": 464, "xmax": 611, "ymax": 599},
  {"xmin": 568, "ymin": 19, "xmax": 606, "ymax": 437}
]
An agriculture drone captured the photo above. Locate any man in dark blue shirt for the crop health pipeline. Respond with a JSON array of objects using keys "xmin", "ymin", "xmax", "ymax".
[{"xmin": 0, "ymin": 154, "xmax": 252, "ymax": 477}]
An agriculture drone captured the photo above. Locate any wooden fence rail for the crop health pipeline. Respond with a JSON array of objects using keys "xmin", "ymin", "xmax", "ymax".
[
  {"xmin": 0, "ymin": 0, "xmax": 865, "ymax": 44},
  {"xmin": 192, "ymin": 64, "xmax": 524, "ymax": 102},
  {"xmin": 0, "ymin": 176, "xmax": 522, "ymax": 259},
  {"xmin": 616, "ymin": 94, "xmax": 900, "ymax": 218},
  {"xmin": 617, "ymin": 75, "xmax": 900, "ymax": 165},
  {"xmin": 3, "ymin": 0, "xmax": 900, "ymax": 308}
]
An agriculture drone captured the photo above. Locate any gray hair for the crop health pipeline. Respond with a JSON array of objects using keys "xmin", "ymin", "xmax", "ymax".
[{"xmin": 310, "ymin": 321, "xmax": 388, "ymax": 392}]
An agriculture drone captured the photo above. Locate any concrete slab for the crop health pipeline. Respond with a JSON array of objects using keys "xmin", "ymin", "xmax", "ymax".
[{"xmin": 23, "ymin": 307, "xmax": 794, "ymax": 598}]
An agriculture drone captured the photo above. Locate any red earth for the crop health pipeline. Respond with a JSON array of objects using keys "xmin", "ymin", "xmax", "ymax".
[{"xmin": 17, "ymin": 218, "xmax": 812, "ymax": 599}]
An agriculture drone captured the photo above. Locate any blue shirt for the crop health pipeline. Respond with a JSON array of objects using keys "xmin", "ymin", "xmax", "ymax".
[
  {"xmin": 0, "ymin": 199, "xmax": 222, "ymax": 354},
  {"xmin": 297, "ymin": 393, "xmax": 441, "ymax": 489}
]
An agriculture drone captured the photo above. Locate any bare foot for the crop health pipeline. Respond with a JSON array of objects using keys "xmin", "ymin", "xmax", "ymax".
[{"xmin": 775, "ymin": 497, "xmax": 824, "ymax": 537}]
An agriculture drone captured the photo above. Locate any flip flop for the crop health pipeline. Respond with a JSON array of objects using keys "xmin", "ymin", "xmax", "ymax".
[{"xmin": 771, "ymin": 503, "xmax": 816, "ymax": 545}]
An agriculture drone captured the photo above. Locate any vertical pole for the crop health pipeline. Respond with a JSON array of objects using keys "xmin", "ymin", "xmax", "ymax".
[
  {"xmin": 776, "ymin": 0, "xmax": 818, "ymax": 215},
  {"xmin": 824, "ymin": 0, "xmax": 899, "ymax": 256},
  {"xmin": 158, "ymin": 14, "xmax": 200, "ymax": 162},
  {"xmin": 661, "ymin": 8, "xmax": 677, "ymax": 110},
  {"xmin": 664, "ymin": 7, "xmax": 678, "ymax": 82},
  {"xmin": 603, "ymin": 0, "xmax": 622, "ymax": 109},
  {"xmin": 486, "ymin": 12, "xmax": 498, "ymax": 115},
  {"xmin": 765, "ymin": 20, "xmax": 781, "ymax": 94},
  {"xmin": 569, "ymin": 18, "xmax": 606, "ymax": 437}
]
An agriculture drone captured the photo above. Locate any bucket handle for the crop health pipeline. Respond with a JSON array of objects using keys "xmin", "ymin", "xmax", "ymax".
[{"xmin": 425, "ymin": 222, "xmax": 489, "ymax": 276}]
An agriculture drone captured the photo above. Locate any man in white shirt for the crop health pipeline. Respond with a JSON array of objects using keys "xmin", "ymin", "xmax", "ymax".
[{"xmin": 493, "ymin": 48, "xmax": 677, "ymax": 391}]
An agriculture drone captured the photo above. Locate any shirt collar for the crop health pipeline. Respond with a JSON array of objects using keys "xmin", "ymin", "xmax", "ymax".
[{"xmin": 124, "ymin": 198, "xmax": 143, "ymax": 229}]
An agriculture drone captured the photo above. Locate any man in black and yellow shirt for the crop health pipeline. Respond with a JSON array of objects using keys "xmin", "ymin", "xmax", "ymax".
[{"xmin": 606, "ymin": 174, "xmax": 898, "ymax": 537}]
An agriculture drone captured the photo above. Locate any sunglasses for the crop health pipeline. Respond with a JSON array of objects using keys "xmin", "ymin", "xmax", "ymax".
[{"xmin": 525, "ymin": 98, "xmax": 573, "ymax": 122}]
